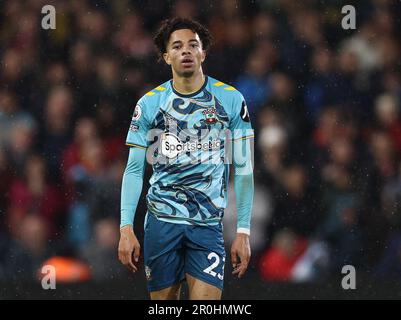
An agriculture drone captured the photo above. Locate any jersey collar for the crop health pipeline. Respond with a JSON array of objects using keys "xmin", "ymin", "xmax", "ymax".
[{"xmin": 170, "ymin": 75, "xmax": 208, "ymax": 98}]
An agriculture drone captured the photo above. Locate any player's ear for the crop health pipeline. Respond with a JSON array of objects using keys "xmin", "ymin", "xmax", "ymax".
[
  {"xmin": 163, "ymin": 52, "xmax": 171, "ymax": 65},
  {"xmin": 201, "ymin": 50, "xmax": 206, "ymax": 63}
]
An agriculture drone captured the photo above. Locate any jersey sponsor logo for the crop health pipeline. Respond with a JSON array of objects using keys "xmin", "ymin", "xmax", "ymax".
[
  {"xmin": 160, "ymin": 132, "xmax": 221, "ymax": 159},
  {"xmin": 240, "ymin": 101, "xmax": 250, "ymax": 122},
  {"xmin": 132, "ymin": 105, "xmax": 142, "ymax": 121},
  {"xmin": 202, "ymin": 107, "xmax": 217, "ymax": 124}
]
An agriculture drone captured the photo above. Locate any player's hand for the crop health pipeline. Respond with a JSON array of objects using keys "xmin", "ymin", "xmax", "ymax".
[
  {"xmin": 118, "ymin": 225, "xmax": 141, "ymax": 273},
  {"xmin": 231, "ymin": 233, "xmax": 251, "ymax": 278}
]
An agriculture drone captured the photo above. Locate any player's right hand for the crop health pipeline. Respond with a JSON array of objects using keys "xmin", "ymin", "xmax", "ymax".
[{"xmin": 118, "ymin": 225, "xmax": 141, "ymax": 273}]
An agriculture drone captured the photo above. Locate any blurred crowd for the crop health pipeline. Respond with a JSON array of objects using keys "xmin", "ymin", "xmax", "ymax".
[{"xmin": 1, "ymin": 0, "xmax": 401, "ymax": 284}]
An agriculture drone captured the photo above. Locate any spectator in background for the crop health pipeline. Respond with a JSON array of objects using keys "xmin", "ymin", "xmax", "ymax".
[
  {"xmin": 340, "ymin": 21, "xmax": 381, "ymax": 75},
  {"xmin": 80, "ymin": 218, "xmax": 128, "ymax": 281},
  {"xmin": 207, "ymin": 14, "xmax": 251, "ymax": 83},
  {"xmin": 259, "ymin": 229, "xmax": 307, "ymax": 281},
  {"xmin": 95, "ymin": 100, "xmax": 125, "ymax": 164},
  {"xmin": 377, "ymin": 35, "xmax": 400, "ymax": 74},
  {"xmin": 171, "ymin": 0, "xmax": 197, "ymax": 19},
  {"xmin": 251, "ymin": 11, "xmax": 276, "ymax": 40},
  {"xmin": 113, "ymin": 12, "xmax": 154, "ymax": 59},
  {"xmin": 86, "ymin": 154, "xmax": 125, "ymax": 223},
  {"xmin": 315, "ymin": 137, "xmax": 364, "ymax": 270},
  {"xmin": 381, "ymin": 163, "xmax": 401, "ymax": 232},
  {"xmin": 66, "ymin": 136, "xmax": 122, "ymax": 247},
  {"xmin": 334, "ymin": 49, "xmax": 365, "ymax": 117},
  {"xmin": 95, "ymin": 54, "xmax": 121, "ymax": 101},
  {"xmin": 0, "ymin": 89, "xmax": 36, "ymax": 149},
  {"xmin": 44, "ymin": 61, "xmax": 70, "ymax": 87},
  {"xmin": 5, "ymin": 214, "xmax": 50, "ymax": 281},
  {"xmin": 280, "ymin": 8, "xmax": 323, "ymax": 81},
  {"xmin": 268, "ymin": 164, "xmax": 321, "ymax": 239},
  {"xmin": 258, "ymin": 117, "xmax": 288, "ymax": 192},
  {"xmin": 66, "ymin": 138, "xmax": 105, "ymax": 247},
  {"xmin": 370, "ymin": 130, "xmax": 398, "ymax": 181},
  {"xmin": 0, "ymin": 48, "xmax": 37, "ymax": 110},
  {"xmin": 0, "ymin": 148, "xmax": 12, "ymax": 226},
  {"xmin": 119, "ymin": 59, "xmax": 148, "ymax": 114},
  {"xmin": 69, "ymin": 40, "xmax": 97, "ymax": 112},
  {"xmin": 7, "ymin": 154, "xmax": 64, "ymax": 238},
  {"xmin": 359, "ymin": 130, "xmax": 399, "ymax": 265},
  {"xmin": 268, "ymin": 72, "xmax": 310, "ymax": 160},
  {"xmin": 374, "ymin": 232, "xmax": 401, "ymax": 280},
  {"xmin": 304, "ymin": 47, "xmax": 336, "ymax": 122},
  {"xmin": 5, "ymin": 117, "xmax": 38, "ymax": 175},
  {"xmin": 76, "ymin": 9, "xmax": 110, "ymax": 50},
  {"xmin": 373, "ymin": 94, "xmax": 401, "ymax": 153},
  {"xmin": 256, "ymin": 113, "xmax": 322, "ymax": 242},
  {"xmin": 38, "ymin": 86, "xmax": 74, "ymax": 182},
  {"xmin": 62, "ymin": 117, "xmax": 98, "ymax": 188},
  {"xmin": 235, "ymin": 39, "xmax": 276, "ymax": 118},
  {"xmin": 309, "ymin": 106, "xmax": 341, "ymax": 175},
  {"xmin": 381, "ymin": 72, "xmax": 401, "ymax": 103}
]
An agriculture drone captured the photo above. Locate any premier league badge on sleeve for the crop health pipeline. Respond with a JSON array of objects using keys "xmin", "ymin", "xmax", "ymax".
[
  {"xmin": 203, "ymin": 107, "xmax": 217, "ymax": 124},
  {"xmin": 132, "ymin": 105, "xmax": 142, "ymax": 121}
]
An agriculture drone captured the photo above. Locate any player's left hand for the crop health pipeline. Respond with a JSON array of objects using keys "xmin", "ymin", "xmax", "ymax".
[{"xmin": 231, "ymin": 233, "xmax": 251, "ymax": 278}]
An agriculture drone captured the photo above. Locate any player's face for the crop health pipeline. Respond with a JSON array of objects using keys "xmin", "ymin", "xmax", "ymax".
[{"xmin": 163, "ymin": 29, "xmax": 206, "ymax": 78}]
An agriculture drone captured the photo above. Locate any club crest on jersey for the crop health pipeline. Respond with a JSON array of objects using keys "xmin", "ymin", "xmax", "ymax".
[
  {"xmin": 145, "ymin": 265, "xmax": 152, "ymax": 281},
  {"xmin": 202, "ymin": 108, "xmax": 217, "ymax": 124},
  {"xmin": 164, "ymin": 113, "xmax": 177, "ymax": 126}
]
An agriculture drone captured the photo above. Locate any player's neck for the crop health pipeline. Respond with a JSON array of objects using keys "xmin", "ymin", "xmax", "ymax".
[{"xmin": 172, "ymin": 71, "xmax": 205, "ymax": 95}]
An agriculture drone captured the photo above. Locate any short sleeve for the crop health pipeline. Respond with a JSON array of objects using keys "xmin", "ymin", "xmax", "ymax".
[
  {"xmin": 126, "ymin": 99, "xmax": 151, "ymax": 149},
  {"xmin": 229, "ymin": 92, "xmax": 254, "ymax": 141}
]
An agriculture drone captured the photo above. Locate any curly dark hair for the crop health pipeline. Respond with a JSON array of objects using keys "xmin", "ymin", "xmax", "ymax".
[{"xmin": 153, "ymin": 17, "xmax": 212, "ymax": 59}]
